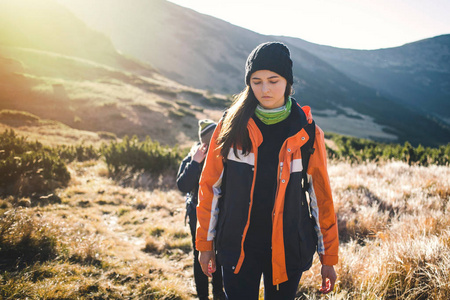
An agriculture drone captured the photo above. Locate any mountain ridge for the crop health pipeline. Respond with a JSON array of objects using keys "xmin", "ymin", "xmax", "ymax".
[
  {"xmin": 278, "ymin": 34, "xmax": 450, "ymax": 123},
  {"xmin": 58, "ymin": 0, "xmax": 450, "ymax": 146}
]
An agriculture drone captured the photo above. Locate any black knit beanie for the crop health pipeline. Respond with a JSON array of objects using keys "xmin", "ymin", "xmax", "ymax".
[{"xmin": 245, "ymin": 42, "xmax": 293, "ymax": 85}]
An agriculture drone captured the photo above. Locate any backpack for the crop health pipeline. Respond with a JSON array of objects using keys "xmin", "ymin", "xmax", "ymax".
[
  {"xmin": 299, "ymin": 119, "xmax": 319, "ymax": 269},
  {"xmin": 300, "ymin": 119, "xmax": 316, "ymax": 192}
]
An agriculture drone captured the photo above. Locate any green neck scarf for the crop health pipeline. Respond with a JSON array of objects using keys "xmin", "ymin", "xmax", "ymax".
[{"xmin": 255, "ymin": 97, "xmax": 292, "ymax": 125}]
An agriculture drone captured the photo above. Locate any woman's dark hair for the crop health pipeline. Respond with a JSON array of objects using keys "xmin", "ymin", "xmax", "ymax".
[{"xmin": 217, "ymin": 83, "xmax": 292, "ymax": 159}]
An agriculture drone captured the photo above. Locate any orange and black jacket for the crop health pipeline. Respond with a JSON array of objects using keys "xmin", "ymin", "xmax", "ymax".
[{"xmin": 196, "ymin": 100, "xmax": 339, "ymax": 285}]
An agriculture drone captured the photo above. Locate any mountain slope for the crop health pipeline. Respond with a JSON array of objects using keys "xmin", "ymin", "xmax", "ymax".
[
  {"xmin": 0, "ymin": 0, "xmax": 226, "ymax": 146},
  {"xmin": 279, "ymin": 35, "xmax": 450, "ymax": 124},
  {"xmin": 59, "ymin": 0, "xmax": 450, "ymax": 146},
  {"xmin": 0, "ymin": 0, "xmax": 155, "ymax": 76},
  {"xmin": 0, "ymin": 45, "xmax": 217, "ymax": 147},
  {"xmin": 59, "ymin": 0, "xmax": 265, "ymax": 93}
]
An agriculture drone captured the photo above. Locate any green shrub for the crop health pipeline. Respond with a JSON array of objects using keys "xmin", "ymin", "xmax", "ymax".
[
  {"xmin": 156, "ymin": 100, "xmax": 174, "ymax": 108},
  {"xmin": 97, "ymin": 131, "xmax": 117, "ymax": 140},
  {"xmin": 325, "ymin": 132, "xmax": 450, "ymax": 166},
  {"xmin": 0, "ymin": 130, "xmax": 71, "ymax": 197},
  {"xmin": 175, "ymin": 100, "xmax": 191, "ymax": 107},
  {"xmin": 56, "ymin": 144, "xmax": 101, "ymax": 162},
  {"xmin": 201, "ymin": 95, "xmax": 232, "ymax": 108},
  {"xmin": 168, "ymin": 109, "xmax": 185, "ymax": 119},
  {"xmin": 192, "ymin": 106, "xmax": 204, "ymax": 112},
  {"xmin": 100, "ymin": 135, "xmax": 184, "ymax": 176},
  {"xmin": 179, "ymin": 107, "xmax": 195, "ymax": 117},
  {"xmin": 146, "ymin": 86, "xmax": 178, "ymax": 98}
]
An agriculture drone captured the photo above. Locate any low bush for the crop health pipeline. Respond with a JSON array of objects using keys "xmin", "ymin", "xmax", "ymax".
[
  {"xmin": 56, "ymin": 144, "xmax": 101, "ymax": 162},
  {"xmin": 0, "ymin": 129, "xmax": 70, "ymax": 198},
  {"xmin": 201, "ymin": 94, "xmax": 232, "ymax": 108},
  {"xmin": 326, "ymin": 133, "xmax": 450, "ymax": 166},
  {"xmin": 97, "ymin": 131, "xmax": 117, "ymax": 140},
  {"xmin": 100, "ymin": 135, "xmax": 185, "ymax": 177}
]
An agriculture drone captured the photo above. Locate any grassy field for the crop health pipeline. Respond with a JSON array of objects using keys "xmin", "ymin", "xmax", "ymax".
[
  {"xmin": 0, "ymin": 159, "xmax": 195, "ymax": 299},
  {"xmin": 1, "ymin": 157, "xmax": 448, "ymax": 299}
]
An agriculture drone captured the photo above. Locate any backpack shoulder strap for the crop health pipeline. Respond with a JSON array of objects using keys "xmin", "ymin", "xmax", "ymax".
[{"xmin": 301, "ymin": 120, "xmax": 316, "ymax": 190}]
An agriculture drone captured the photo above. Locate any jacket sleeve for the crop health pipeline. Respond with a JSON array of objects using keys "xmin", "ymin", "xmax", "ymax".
[
  {"xmin": 307, "ymin": 125, "xmax": 339, "ymax": 266},
  {"xmin": 176, "ymin": 151, "xmax": 202, "ymax": 194},
  {"xmin": 196, "ymin": 122, "xmax": 224, "ymax": 251}
]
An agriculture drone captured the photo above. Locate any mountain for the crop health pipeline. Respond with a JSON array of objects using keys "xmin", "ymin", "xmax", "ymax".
[
  {"xmin": 0, "ymin": 0, "xmax": 226, "ymax": 147},
  {"xmin": 0, "ymin": 0, "xmax": 156, "ymax": 76},
  {"xmin": 278, "ymin": 35, "xmax": 450, "ymax": 124},
  {"xmin": 58, "ymin": 0, "xmax": 450, "ymax": 146},
  {"xmin": 58, "ymin": 0, "xmax": 263, "ymax": 93}
]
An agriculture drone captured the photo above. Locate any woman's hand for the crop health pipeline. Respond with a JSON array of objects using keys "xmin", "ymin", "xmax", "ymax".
[
  {"xmin": 320, "ymin": 265, "xmax": 337, "ymax": 294},
  {"xmin": 192, "ymin": 143, "xmax": 208, "ymax": 163},
  {"xmin": 199, "ymin": 250, "xmax": 216, "ymax": 278}
]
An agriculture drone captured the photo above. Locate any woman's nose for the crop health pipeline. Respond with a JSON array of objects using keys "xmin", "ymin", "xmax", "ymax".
[{"xmin": 262, "ymin": 83, "xmax": 270, "ymax": 93}]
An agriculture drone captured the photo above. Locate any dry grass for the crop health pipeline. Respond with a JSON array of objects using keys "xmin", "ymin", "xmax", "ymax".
[
  {"xmin": 0, "ymin": 160, "xmax": 195, "ymax": 299},
  {"xmin": 297, "ymin": 161, "xmax": 450, "ymax": 299},
  {"xmin": 1, "ymin": 158, "xmax": 449, "ymax": 299}
]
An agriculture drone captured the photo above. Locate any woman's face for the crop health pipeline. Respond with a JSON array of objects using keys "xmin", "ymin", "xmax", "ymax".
[{"xmin": 250, "ymin": 70, "xmax": 287, "ymax": 109}]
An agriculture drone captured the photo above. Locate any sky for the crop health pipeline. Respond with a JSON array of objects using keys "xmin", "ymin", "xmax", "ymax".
[{"xmin": 168, "ymin": 0, "xmax": 450, "ymax": 50}]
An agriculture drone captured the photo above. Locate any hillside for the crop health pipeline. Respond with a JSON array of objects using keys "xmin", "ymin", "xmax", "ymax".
[
  {"xmin": 279, "ymin": 35, "xmax": 450, "ymax": 124},
  {"xmin": 59, "ymin": 0, "xmax": 263, "ymax": 93},
  {"xmin": 0, "ymin": 0, "xmax": 156, "ymax": 76},
  {"xmin": 59, "ymin": 0, "xmax": 450, "ymax": 146},
  {"xmin": 0, "ymin": 0, "xmax": 226, "ymax": 147},
  {"xmin": 0, "ymin": 45, "xmax": 227, "ymax": 147}
]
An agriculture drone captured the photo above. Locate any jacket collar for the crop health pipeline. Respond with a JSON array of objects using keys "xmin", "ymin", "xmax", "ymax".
[
  {"xmin": 247, "ymin": 98, "xmax": 313, "ymax": 151},
  {"xmin": 247, "ymin": 117, "xmax": 263, "ymax": 149}
]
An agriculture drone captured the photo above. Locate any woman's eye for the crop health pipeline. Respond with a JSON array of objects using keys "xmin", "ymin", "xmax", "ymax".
[
  {"xmin": 252, "ymin": 81, "xmax": 261, "ymax": 85},
  {"xmin": 270, "ymin": 81, "xmax": 278, "ymax": 84}
]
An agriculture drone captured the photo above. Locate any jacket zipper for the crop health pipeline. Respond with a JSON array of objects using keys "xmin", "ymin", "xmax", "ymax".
[
  {"xmin": 273, "ymin": 140, "xmax": 289, "ymax": 222},
  {"xmin": 234, "ymin": 149, "xmax": 258, "ymax": 274}
]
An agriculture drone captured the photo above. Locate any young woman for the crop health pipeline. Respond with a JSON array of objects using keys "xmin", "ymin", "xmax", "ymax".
[{"xmin": 196, "ymin": 42, "xmax": 339, "ymax": 300}]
